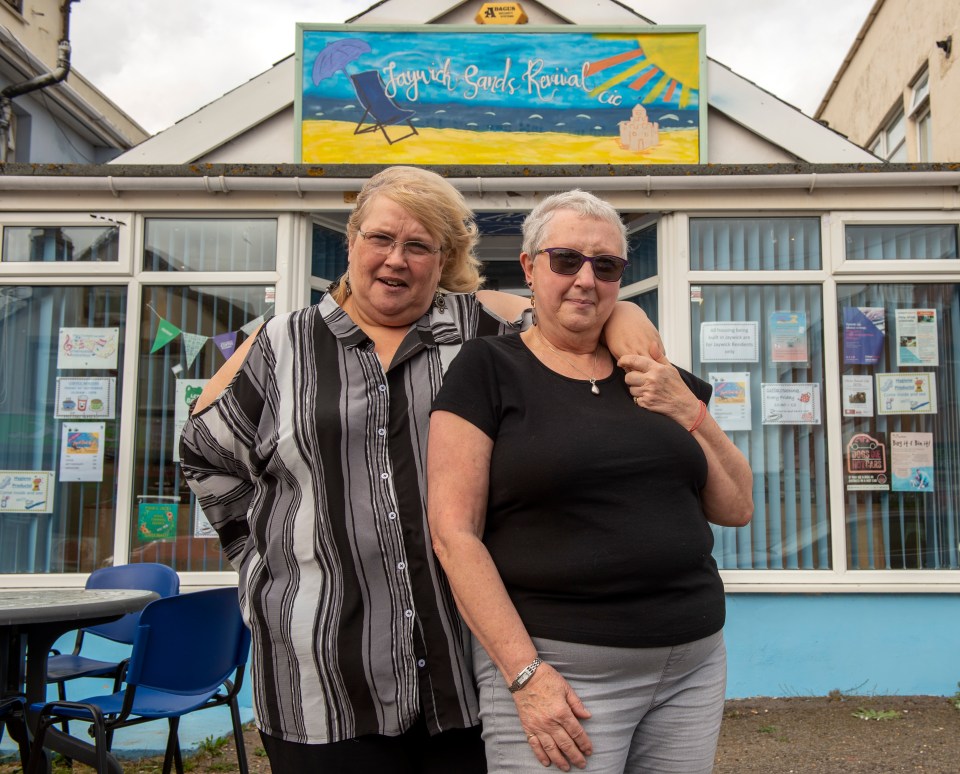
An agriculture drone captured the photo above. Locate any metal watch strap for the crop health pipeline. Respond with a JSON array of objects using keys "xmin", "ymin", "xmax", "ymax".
[{"xmin": 508, "ymin": 657, "xmax": 542, "ymax": 693}]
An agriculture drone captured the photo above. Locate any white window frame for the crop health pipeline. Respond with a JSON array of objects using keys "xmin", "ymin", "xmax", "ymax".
[
  {"xmin": 0, "ymin": 212, "xmax": 134, "ymax": 276},
  {"xmin": 869, "ymin": 108, "xmax": 907, "ymax": 162},
  {"xmin": 908, "ymin": 68, "xmax": 932, "ymax": 162}
]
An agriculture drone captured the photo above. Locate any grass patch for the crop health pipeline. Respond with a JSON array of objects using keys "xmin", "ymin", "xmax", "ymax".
[{"xmin": 852, "ymin": 707, "xmax": 900, "ymax": 721}]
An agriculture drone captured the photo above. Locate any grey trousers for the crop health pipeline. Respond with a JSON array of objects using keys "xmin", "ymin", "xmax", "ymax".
[{"xmin": 473, "ymin": 631, "xmax": 726, "ymax": 774}]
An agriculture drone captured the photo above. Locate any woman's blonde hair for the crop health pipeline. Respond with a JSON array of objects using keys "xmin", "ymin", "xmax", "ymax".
[{"xmin": 331, "ymin": 166, "xmax": 483, "ymax": 304}]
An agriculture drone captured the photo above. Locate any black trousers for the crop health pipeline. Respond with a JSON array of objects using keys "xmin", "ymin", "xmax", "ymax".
[{"xmin": 259, "ymin": 715, "xmax": 486, "ymax": 774}]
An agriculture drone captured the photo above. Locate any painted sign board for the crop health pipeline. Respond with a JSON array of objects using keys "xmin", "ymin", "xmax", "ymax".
[
  {"xmin": 296, "ymin": 24, "xmax": 706, "ymax": 165},
  {"xmin": 476, "ymin": 3, "xmax": 528, "ymax": 25}
]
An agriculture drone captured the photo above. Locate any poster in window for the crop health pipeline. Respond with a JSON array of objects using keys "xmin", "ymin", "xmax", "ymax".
[
  {"xmin": 845, "ymin": 432, "xmax": 888, "ymax": 491},
  {"xmin": 842, "ymin": 306, "xmax": 885, "ymax": 365},
  {"xmin": 59, "ymin": 422, "xmax": 106, "ymax": 482},
  {"xmin": 708, "ymin": 372, "xmax": 751, "ymax": 431},
  {"xmin": 760, "ymin": 383, "xmax": 821, "ymax": 425},
  {"xmin": 54, "ymin": 377, "xmax": 116, "ymax": 419},
  {"xmin": 700, "ymin": 322, "xmax": 759, "ymax": 362},
  {"xmin": 890, "ymin": 432, "xmax": 934, "ymax": 492},
  {"xmin": 842, "ymin": 374, "xmax": 873, "ymax": 417},
  {"xmin": 57, "ymin": 327, "xmax": 120, "ymax": 370},
  {"xmin": 0, "ymin": 470, "xmax": 54, "ymax": 513},
  {"xmin": 769, "ymin": 311, "xmax": 808, "ymax": 363},
  {"xmin": 875, "ymin": 372, "xmax": 936, "ymax": 415},
  {"xmin": 895, "ymin": 309, "xmax": 938, "ymax": 366},
  {"xmin": 173, "ymin": 380, "xmax": 210, "ymax": 463},
  {"xmin": 137, "ymin": 501, "xmax": 179, "ymax": 542}
]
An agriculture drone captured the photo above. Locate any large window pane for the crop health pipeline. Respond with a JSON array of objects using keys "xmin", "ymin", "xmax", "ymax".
[
  {"xmin": 311, "ymin": 222, "xmax": 347, "ymax": 279},
  {"xmin": 845, "ymin": 224, "xmax": 959, "ymax": 261},
  {"xmin": 0, "ymin": 285, "xmax": 126, "ymax": 573},
  {"xmin": 2, "ymin": 226, "xmax": 118, "ymax": 262},
  {"xmin": 133, "ymin": 285, "xmax": 273, "ymax": 571},
  {"xmin": 690, "ymin": 218, "xmax": 821, "ymax": 271},
  {"xmin": 692, "ymin": 285, "xmax": 830, "ymax": 569},
  {"xmin": 837, "ymin": 283, "xmax": 960, "ymax": 570},
  {"xmin": 143, "ymin": 219, "xmax": 277, "ymax": 272},
  {"xmin": 624, "ymin": 225, "xmax": 657, "ymax": 284}
]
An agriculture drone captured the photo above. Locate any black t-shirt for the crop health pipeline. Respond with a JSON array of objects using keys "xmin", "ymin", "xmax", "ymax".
[{"xmin": 432, "ymin": 333, "xmax": 724, "ymax": 648}]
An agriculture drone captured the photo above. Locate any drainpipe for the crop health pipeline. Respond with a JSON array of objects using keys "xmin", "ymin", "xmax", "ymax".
[{"xmin": 0, "ymin": 0, "xmax": 79, "ymax": 162}]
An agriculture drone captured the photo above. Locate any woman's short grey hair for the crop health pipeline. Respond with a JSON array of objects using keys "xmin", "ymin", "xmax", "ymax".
[{"xmin": 521, "ymin": 190, "xmax": 628, "ymax": 260}]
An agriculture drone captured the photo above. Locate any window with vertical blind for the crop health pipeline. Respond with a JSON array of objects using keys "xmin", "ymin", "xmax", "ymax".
[
  {"xmin": 837, "ymin": 283, "xmax": 960, "ymax": 570},
  {"xmin": 0, "ymin": 285, "xmax": 126, "ymax": 573},
  {"xmin": 143, "ymin": 219, "xmax": 277, "ymax": 272},
  {"xmin": 845, "ymin": 224, "xmax": 959, "ymax": 261},
  {"xmin": 690, "ymin": 218, "xmax": 821, "ymax": 271},
  {"xmin": 691, "ymin": 283, "xmax": 830, "ymax": 570}
]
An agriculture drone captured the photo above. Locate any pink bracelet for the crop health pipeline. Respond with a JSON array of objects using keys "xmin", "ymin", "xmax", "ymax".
[{"xmin": 687, "ymin": 400, "xmax": 707, "ymax": 433}]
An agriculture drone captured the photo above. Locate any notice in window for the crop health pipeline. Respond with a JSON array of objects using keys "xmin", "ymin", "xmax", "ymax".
[
  {"xmin": 845, "ymin": 432, "xmax": 888, "ymax": 491},
  {"xmin": 895, "ymin": 309, "xmax": 938, "ymax": 366},
  {"xmin": 59, "ymin": 422, "xmax": 106, "ymax": 482},
  {"xmin": 761, "ymin": 383, "xmax": 821, "ymax": 425},
  {"xmin": 173, "ymin": 379, "xmax": 210, "ymax": 463},
  {"xmin": 842, "ymin": 374, "xmax": 874, "ymax": 417},
  {"xmin": 700, "ymin": 322, "xmax": 759, "ymax": 363},
  {"xmin": 54, "ymin": 377, "xmax": 115, "ymax": 419},
  {"xmin": 708, "ymin": 372, "xmax": 751, "ymax": 431},
  {"xmin": 770, "ymin": 311, "xmax": 808, "ymax": 363},
  {"xmin": 0, "ymin": 470, "xmax": 54, "ymax": 513},
  {"xmin": 875, "ymin": 372, "xmax": 937, "ymax": 415},
  {"xmin": 137, "ymin": 500, "xmax": 179, "ymax": 542},
  {"xmin": 194, "ymin": 500, "xmax": 217, "ymax": 539},
  {"xmin": 57, "ymin": 327, "xmax": 120, "ymax": 370},
  {"xmin": 842, "ymin": 307, "xmax": 885, "ymax": 365},
  {"xmin": 890, "ymin": 432, "xmax": 934, "ymax": 492}
]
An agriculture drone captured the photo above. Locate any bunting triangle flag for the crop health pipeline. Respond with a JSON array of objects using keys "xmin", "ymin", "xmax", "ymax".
[
  {"xmin": 181, "ymin": 332, "xmax": 208, "ymax": 368},
  {"xmin": 212, "ymin": 331, "xmax": 238, "ymax": 360},
  {"xmin": 150, "ymin": 319, "xmax": 182, "ymax": 353},
  {"xmin": 240, "ymin": 315, "xmax": 265, "ymax": 337}
]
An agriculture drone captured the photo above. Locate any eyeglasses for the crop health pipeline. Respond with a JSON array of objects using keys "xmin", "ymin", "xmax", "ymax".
[
  {"xmin": 537, "ymin": 247, "xmax": 628, "ymax": 282},
  {"xmin": 358, "ymin": 230, "xmax": 441, "ymax": 258}
]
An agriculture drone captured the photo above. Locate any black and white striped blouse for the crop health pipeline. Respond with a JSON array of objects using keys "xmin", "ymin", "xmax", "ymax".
[{"xmin": 180, "ymin": 293, "xmax": 516, "ymax": 744}]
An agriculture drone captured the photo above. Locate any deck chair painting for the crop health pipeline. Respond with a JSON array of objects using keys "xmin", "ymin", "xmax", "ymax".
[{"xmin": 350, "ymin": 70, "xmax": 419, "ymax": 145}]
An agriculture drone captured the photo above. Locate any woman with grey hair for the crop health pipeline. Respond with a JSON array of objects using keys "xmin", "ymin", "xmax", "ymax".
[
  {"xmin": 181, "ymin": 170, "xmax": 663, "ymax": 773},
  {"xmin": 429, "ymin": 190, "xmax": 753, "ymax": 773}
]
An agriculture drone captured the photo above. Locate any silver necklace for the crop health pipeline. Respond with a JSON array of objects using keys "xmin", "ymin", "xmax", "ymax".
[{"xmin": 536, "ymin": 328, "xmax": 602, "ymax": 395}]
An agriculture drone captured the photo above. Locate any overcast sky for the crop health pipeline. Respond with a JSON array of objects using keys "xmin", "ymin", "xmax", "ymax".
[{"xmin": 69, "ymin": 0, "xmax": 875, "ymax": 135}]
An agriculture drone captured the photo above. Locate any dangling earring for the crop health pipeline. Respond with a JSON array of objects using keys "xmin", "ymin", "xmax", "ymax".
[
  {"xmin": 343, "ymin": 274, "xmax": 352, "ymax": 297},
  {"xmin": 433, "ymin": 288, "xmax": 446, "ymax": 313},
  {"xmin": 529, "ymin": 289, "xmax": 538, "ymax": 326}
]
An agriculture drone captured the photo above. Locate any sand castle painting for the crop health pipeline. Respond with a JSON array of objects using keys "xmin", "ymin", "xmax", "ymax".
[{"xmin": 296, "ymin": 25, "xmax": 705, "ymax": 165}]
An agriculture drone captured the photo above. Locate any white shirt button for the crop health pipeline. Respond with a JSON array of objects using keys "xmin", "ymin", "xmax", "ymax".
[
  {"xmin": 379, "ymin": 384, "xmax": 387, "ymax": 392},
  {"xmin": 378, "ymin": 428, "xmax": 386, "ymax": 437},
  {"xmin": 388, "ymin": 512, "xmax": 397, "ymax": 520},
  {"xmin": 380, "ymin": 472, "xmax": 389, "ymax": 480},
  {"xmin": 404, "ymin": 609, "xmax": 414, "ymax": 618},
  {"xmin": 397, "ymin": 561, "xmax": 406, "ymax": 570},
  {"xmin": 417, "ymin": 659, "xmax": 426, "ymax": 668}
]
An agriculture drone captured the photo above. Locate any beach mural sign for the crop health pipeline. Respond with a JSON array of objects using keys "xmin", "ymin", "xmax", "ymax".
[{"xmin": 295, "ymin": 25, "xmax": 706, "ymax": 165}]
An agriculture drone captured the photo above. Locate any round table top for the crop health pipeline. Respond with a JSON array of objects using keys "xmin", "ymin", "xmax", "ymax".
[{"xmin": 0, "ymin": 588, "xmax": 158, "ymax": 626}]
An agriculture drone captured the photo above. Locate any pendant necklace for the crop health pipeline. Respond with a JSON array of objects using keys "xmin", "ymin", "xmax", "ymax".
[{"xmin": 536, "ymin": 328, "xmax": 601, "ymax": 395}]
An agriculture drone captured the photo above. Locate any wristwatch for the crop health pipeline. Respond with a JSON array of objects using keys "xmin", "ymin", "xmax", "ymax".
[{"xmin": 508, "ymin": 657, "xmax": 542, "ymax": 693}]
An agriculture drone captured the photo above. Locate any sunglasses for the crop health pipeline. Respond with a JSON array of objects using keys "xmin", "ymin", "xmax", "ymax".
[{"xmin": 537, "ymin": 247, "xmax": 629, "ymax": 282}]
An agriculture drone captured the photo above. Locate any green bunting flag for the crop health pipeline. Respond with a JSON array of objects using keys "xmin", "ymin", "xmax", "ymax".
[{"xmin": 150, "ymin": 319, "xmax": 182, "ymax": 353}]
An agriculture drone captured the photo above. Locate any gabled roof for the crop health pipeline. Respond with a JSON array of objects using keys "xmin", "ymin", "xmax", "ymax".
[{"xmin": 112, "ymin": 0, "xmax": 877, "ymax": 165}]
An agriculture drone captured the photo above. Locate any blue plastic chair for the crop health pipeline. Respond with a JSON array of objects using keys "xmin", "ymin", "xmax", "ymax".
[
  {"xmin": 350, "ymin": 70, "xmax": 419, "ymax": 144},
  {"xmin": 0, "ymin": 695, "xmax": 30, "ymax": 768},
  {"xmin": 28, "ymin": 587, "xmax": 250, "ymax": 774},
  {"xmin": 47, "ymin": 563, "xmax": 181, "ymax": 703}
]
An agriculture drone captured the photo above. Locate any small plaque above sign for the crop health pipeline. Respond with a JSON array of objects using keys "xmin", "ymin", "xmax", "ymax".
[{"xmin": 476, "ymin": 3, "xmax": 528, "ymax": 24}]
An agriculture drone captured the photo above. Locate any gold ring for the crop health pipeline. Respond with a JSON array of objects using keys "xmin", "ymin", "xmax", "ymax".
[
  {"xmin": 633, "ymin": 396, "xmax": 641, "ymax": 407},
  {"xmin": 526, "ymin": 732, "xmax": 536, "ymax": 739}
]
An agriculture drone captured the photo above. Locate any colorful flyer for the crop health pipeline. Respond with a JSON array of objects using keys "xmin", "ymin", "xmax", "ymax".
[
  {"xmin": 708, "ymin": 372, "xmax": 752, "ymax": 431},
  {"xmin": 0, "ymin": 470, "xmax": 54, "ymax": 513},
  {"xmin": 54, "ymin": 377, "xmax": 116, "ymax": 419},
  {"xmin": 845, "ymin": 433, "xmax": 888, "ymax": 491},
  {"xmin": 57, "ymin": 327, "xmax": 120, "ymax": 370},
  {"xmin": 700, "ymin": 322, "xmax": 759, "ymax": 363},
  {"xmin": 761, "ymin": 383, "xmax": 821, "ymax": 425},
  {"xmin": 875, "ymin": 372, "xmax": 937, "ymax": 415},
  {"xmin": 59, "ymin": 422, "xmax": 106, "ymax": 482},
  {"xmin": 137, "ymin": 500, "xmax": 179, "ymax": 542},
  {"xmin": 770, "ymin": 311, "xmax": 808, "ymax": 363},
  {"xmin": 895, "ymin": 308, "xmax": 938, "ymax": 366},
  {"xmin": 194, "ymin": 500, "xmax": 217, "ymax": 539},
  {"xmin": 173, "ymin": 380, "xmax": 210, "ymax": 463},
  {"xmin": 842, "ymin": 307, "xmax": 885, "ymax": 365},
  {"xmin": 890, "ymin": 432, "xmax": 934, "ymax": 492},
  {"xmin": 842, "ymin": 374, "xmax": 874, "ymax": 417}
]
